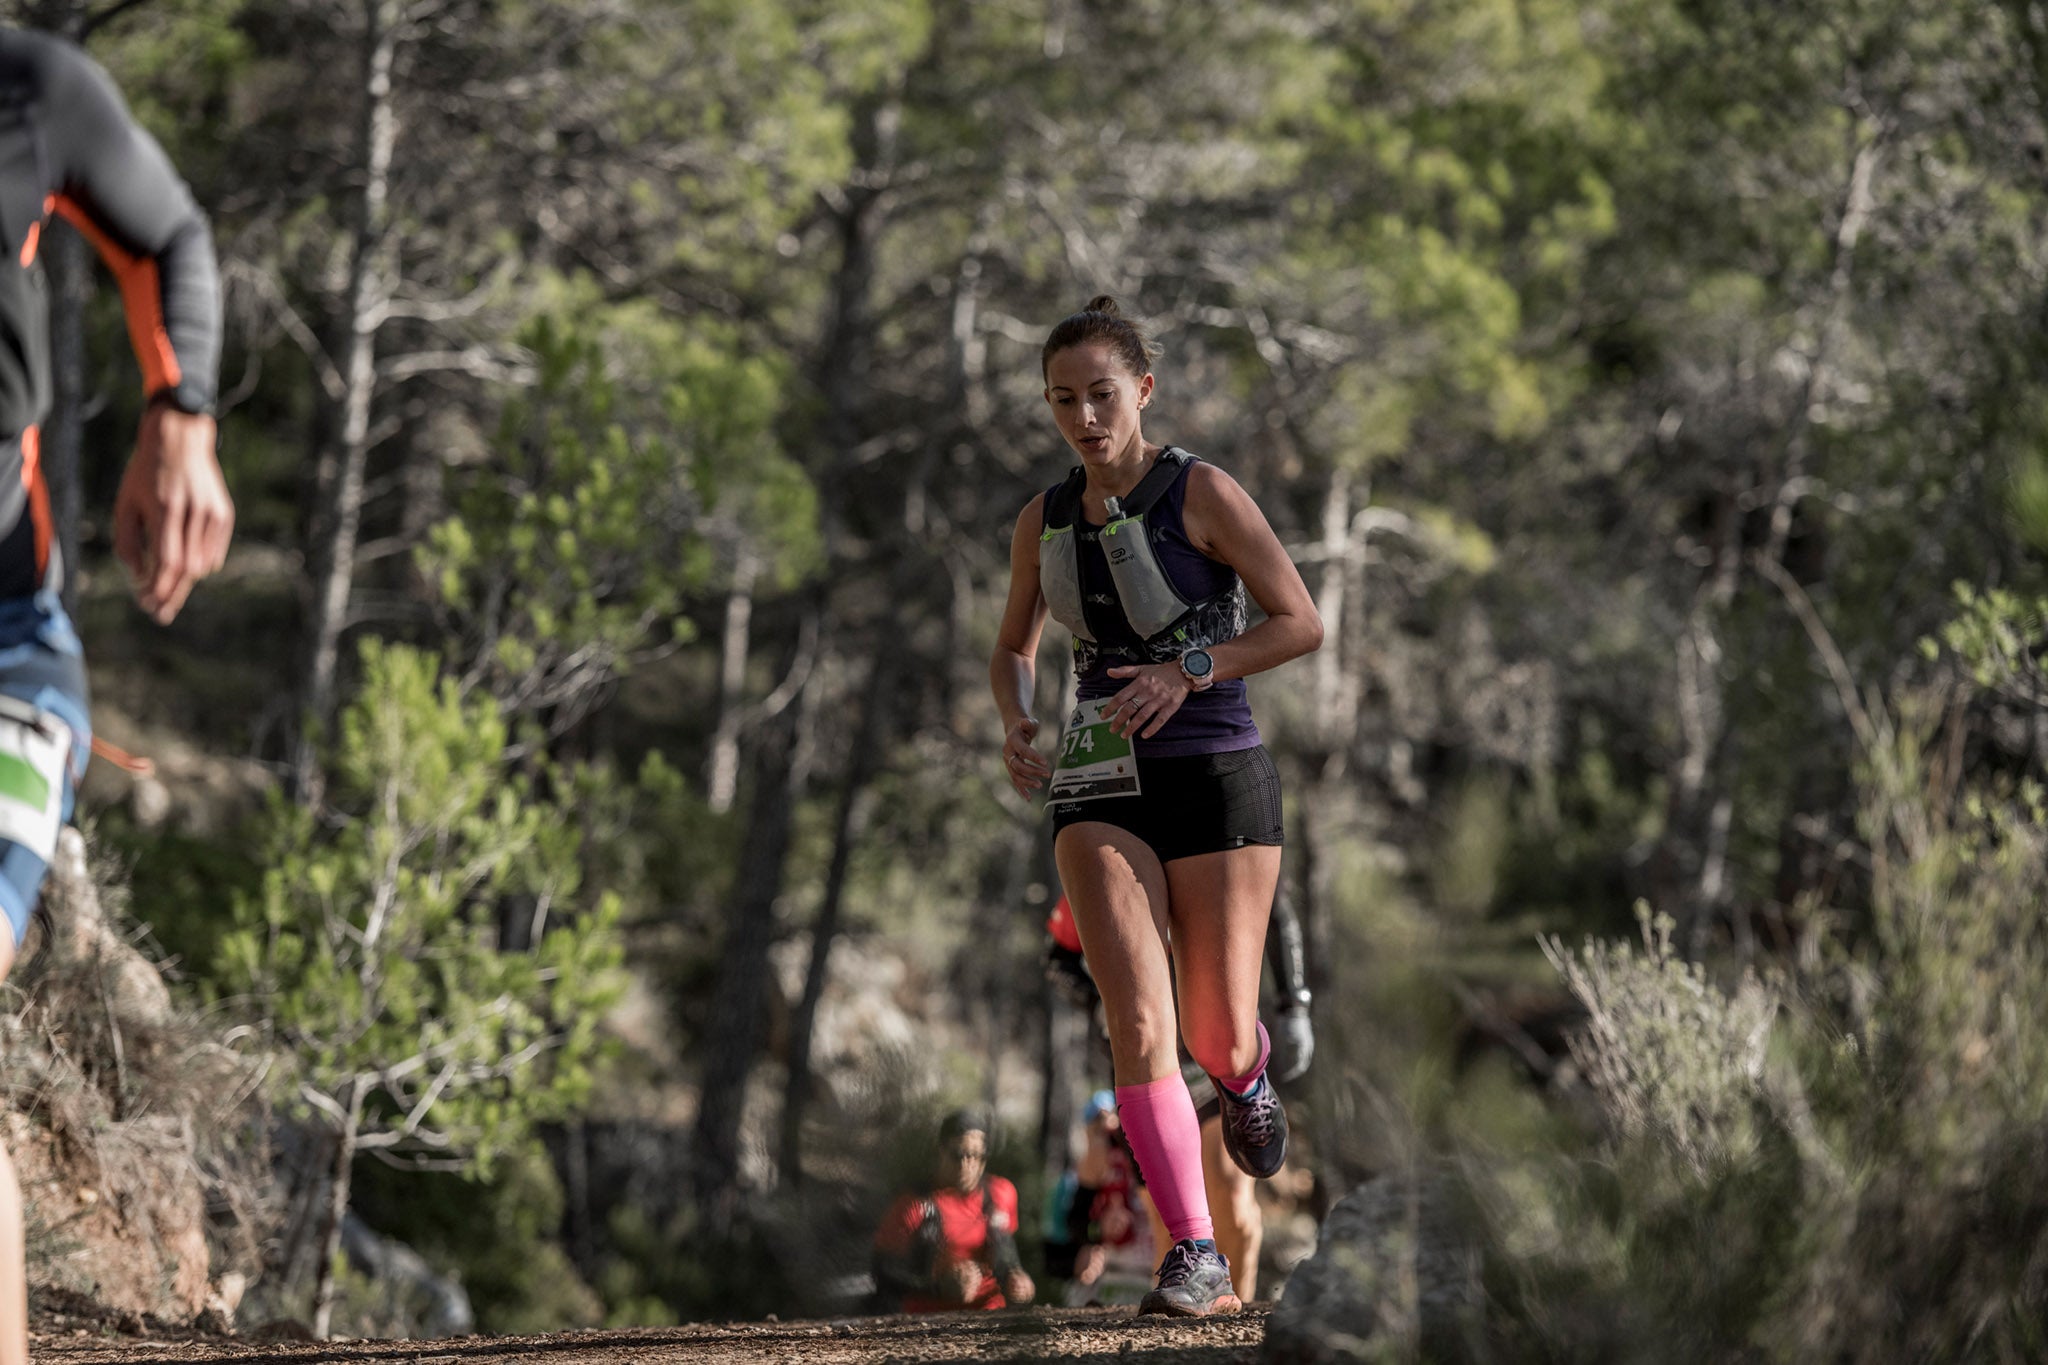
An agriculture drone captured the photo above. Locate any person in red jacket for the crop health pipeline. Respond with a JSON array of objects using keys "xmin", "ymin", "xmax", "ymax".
[{"xmin": 873, "ymin": 1110, "xmax": 1037, "ymax": 1312}]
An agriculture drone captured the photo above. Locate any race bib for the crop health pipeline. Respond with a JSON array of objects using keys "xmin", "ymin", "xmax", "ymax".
[
  {"xmin": 0, "ymin": 697, "xmax": 67, "ymax": 861},
  {"xmin": 1048, "ymin": 704, "xmax": 1140, "ymax": 805}
]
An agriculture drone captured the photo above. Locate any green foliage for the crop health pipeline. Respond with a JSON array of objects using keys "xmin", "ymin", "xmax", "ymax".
[
  {"xmin": 219, "ymin": 637, "xmax": 623, "ymax": 1171},
  {"xmin": 52, "ymin": 0, "xmax": 2048, "ymax": 1336},
  {"xmin": 420, "ymin": 316, "xmax": 816, "ymax": 716},
  {"xmin": 1931, "ymin": 581, "xmax": 2048, "ymax": 704}
]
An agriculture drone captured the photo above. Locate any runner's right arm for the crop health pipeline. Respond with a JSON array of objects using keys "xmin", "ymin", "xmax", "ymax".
[
  {"xmin": 991, "ymin": 497, "xmax": 1053, "ymax": 796},
  {"xmin": 872, "ymin": 1196, "xmax": 944, "ymax": 1301}
]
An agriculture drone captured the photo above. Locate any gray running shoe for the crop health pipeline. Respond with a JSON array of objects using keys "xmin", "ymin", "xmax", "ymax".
[
  {"xmin": 1139, "ymin": 1239, "xmax": 1242, "ymax": 1317},
  {"xmin": 1214, "ymin": 1072, "xmax": 1288, "ymax": 1178}
]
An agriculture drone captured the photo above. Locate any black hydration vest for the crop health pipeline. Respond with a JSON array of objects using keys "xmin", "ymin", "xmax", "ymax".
[{"xmin": 1038, "ymin": 447, "xmax": 1234, "ymax": 652}]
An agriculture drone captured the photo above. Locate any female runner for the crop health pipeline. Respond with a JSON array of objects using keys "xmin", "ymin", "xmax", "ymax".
[{"xmin": 990, "ymin": 297, "xmax": 1322, "ymax": 1315}]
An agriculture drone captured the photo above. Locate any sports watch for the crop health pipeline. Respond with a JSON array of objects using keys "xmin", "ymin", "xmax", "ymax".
[{"xmin": 1178, "ymin": 647, "xmax": 1216, "ymax": 692}]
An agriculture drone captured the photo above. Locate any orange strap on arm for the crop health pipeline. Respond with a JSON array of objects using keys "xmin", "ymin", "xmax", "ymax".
[{"xmin": 49, "ymin": 194, "xmax": 182, "ymax": 400}]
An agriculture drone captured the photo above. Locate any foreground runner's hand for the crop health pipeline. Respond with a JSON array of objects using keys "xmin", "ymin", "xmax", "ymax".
[
  {"xmin": 1004, "ymin": 1269, "xmax": 1036, "ymax": 1304},
  {"xmin": 114, "ymin": 404, "xmax": 233, "ymax": 625},
  {"xmin": 1102, "ymin": 663, "xmax": 1192, "ymax": 739},
  {"xmin": 1003, "ymin": 715, "xmax": 1050, "ymax": 796}
]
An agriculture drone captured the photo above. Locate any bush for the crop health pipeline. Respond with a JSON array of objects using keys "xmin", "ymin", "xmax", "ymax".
[{"xmin": 1474, "ymin": 588, "xmax": 2048, "ymax": 1363}]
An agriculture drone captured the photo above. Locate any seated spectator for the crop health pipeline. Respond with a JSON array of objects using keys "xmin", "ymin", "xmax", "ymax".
[{"xmin": 873, "ymin": 1110, "xmax": 1036, "ymax": 1312}]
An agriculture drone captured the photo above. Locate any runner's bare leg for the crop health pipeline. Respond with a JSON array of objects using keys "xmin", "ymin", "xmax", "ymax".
[
  {"xmin": 1165, "ymin": 845, "xmax": 1282, "ymax": 1081},
  {"xmin": 1056, "ymin": 823, "xmax": 1178, "ymax": 1082},
  {"xmin": 1202, "ymin": 1116, "xmax": 1261, "ymax": 1298}
]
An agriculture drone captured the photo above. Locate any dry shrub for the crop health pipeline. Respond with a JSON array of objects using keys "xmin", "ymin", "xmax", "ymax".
[
  {"xmin": 0, "ymin": 827, "xmax": 272, "ymax": 1320},
  {"xmin": 1478, "ymin": 690, "xmax": 2048, "ymax": 1363},
  {"xmin": 1541, "ymin": 904, "xmax": 1776, "ymax": 1178}
]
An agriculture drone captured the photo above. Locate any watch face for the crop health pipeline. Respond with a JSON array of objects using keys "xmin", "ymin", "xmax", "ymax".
[{"xmin": 1184, "ymin": 649, "xmax": 1213, "ymax": 678}]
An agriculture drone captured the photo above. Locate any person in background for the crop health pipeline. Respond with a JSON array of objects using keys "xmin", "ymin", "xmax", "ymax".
[
  {"xmin": 873, "ymin": 1110, "xmax": 1037, "ymax": 1312},
  {"xmin": 1048, "ymin": 1090, "xmax": 1153, "ymax": 1306},
  {"xmin": 0, "ymin": 29, "xmax": 231, "ymax": 1365}
]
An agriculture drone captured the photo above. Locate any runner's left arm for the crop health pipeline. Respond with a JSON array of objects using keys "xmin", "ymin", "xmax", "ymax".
[
  {"xmin": 38, "ymin": 41, "xmax": 220, "ymax": 415},
  {"xmin": 37, "ymin": 40, "xmax": 230, "ymax": 623},
  {"xmin": 1104, "ymin": 463, "xmax": 1323, "ymax": 740}
]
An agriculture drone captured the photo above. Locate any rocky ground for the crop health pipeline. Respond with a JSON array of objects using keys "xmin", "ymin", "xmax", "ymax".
[{"xmin": 32, "ymin": 1304, "xmax": 1268, "ymax": 1365}]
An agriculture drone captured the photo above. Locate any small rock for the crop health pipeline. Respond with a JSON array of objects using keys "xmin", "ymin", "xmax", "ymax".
[
  {"xmin": 1263, "ymin": 1170, "xmax": 1482, "ymax": 1364},
  {"xmin": 247, "ymin": 1318, "xmax": 318, "ymax": 1343}
]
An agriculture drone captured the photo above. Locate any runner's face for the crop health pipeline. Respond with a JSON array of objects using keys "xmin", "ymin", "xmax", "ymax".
[
  {"xmin": 1044, "ymin": 343, "xmax": 1152, "ymax": 468},
  {"xmin": 940, "ymin": 1132, "xmax": 988, "ymax": 1191}
]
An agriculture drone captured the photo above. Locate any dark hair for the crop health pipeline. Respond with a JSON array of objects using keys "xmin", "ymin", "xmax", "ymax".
[
  {"xmin": 938, "ymin": 1108, "xmax": 990, "ymax": 1145},
  {"xmin": 1041, "ymin": 294, "xmax": 1161, "ymax": 381}
]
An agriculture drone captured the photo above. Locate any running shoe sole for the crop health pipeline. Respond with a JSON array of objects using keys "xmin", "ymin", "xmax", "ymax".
[{"xmin": 1139, "ymin": 1289, "xmax": 1244, "ymax": 1317}]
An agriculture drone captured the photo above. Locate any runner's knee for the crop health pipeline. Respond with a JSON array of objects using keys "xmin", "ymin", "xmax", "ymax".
[
  {"xmin": 1100, "ymin": 998, "xmax": 1178, "ymax": 1077},
  {"xmin": 1181, "ymin": 1017, "xmax": 1255, "ymax": 1079}
]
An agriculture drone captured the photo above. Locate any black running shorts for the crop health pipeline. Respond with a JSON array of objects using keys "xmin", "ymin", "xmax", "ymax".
[{"xmin": 1050, "ymin": 744, "xmax": 1283, "ymax": 863}]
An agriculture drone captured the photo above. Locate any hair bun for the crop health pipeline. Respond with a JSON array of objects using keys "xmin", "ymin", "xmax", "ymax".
[{"xmin": 1042, "ymin": 295, "xmax": 1159, "ymax": 378}]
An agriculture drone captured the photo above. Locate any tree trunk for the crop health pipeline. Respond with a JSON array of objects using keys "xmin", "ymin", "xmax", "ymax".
[
  {"xmin": 310, "ymin": 1083, "xmax": 364, "ymax": 1340},
  {"xmin": 778, "ymin": 642, "xmax": 893, "ymax": 1183},
  {"xmin": 705, "ymin": 546, "xmax": 758, "ymax": 814},
  {"xmin": 294, "ymin": 0, "xmax": 400, "ymax": 802},
  {"xmin": 690, "ymin": 644, "xmax": 813, "ymax": 1226},
  {"xmin": 1649, "ymin": 471, "xmax": 1744, "ymax": 956}
]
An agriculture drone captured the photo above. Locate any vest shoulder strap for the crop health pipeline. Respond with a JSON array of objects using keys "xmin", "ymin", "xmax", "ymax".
[
  {"xmin": 1114, "ymin": 447, "xmax": 1196, "ymax": 521},
  {"xmin": 1044, "ymin": 448, "xmax": 1197, "ymax": 528},
  {"xmin": 1042, "ymin": 467, "xmax": 1087, "ymax": 530}
]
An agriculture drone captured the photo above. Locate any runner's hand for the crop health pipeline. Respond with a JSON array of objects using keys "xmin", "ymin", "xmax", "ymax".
[
  {"xmin": 1101, "ymin": 663, "xmax": 1192, "ymax": 739},
  {"xmin": 948, "ymin": 1258, "xmax": 986, "ymax": 1303},
  {"xmin": 1003, "ymin": 716, "xmax": 1050, "ymax": 795},
  {"xmin": 114, "ymin": 404, "xmax": 233, "ymax": 625},
  {"xmin": 1005, "ymin": 1269, "xmax": 1036, "ymax": 1305}
]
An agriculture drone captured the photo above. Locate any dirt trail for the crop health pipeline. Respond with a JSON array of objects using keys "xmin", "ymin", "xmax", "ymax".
[{"xmin": 34, "ymin": 1306, "xmax": 1269, "ymax": 1365}]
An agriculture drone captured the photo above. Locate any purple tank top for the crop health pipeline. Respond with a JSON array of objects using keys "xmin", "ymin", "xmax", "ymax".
[{"xmin": 1052, "ymin": 452, "xmax": 1262, "ymax": 758}]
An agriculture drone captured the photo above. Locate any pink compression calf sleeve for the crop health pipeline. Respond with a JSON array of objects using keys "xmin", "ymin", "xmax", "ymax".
[
  {"xmin": 1115, "ymin": 1073, "xmax": 1213, "ymax": 1244},
  {"xmin": 1216, "ymin": 1019, "xmax": 1272, "ymax": 1096}
]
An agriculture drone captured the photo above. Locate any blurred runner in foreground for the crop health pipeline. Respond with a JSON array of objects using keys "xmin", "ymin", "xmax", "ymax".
[
  {"xmin": 0, "ymin": 28, "xmax": 231, "ymax": 1364},
  {"xmin": 873, "ymin": 1110, "xmax": 1036, "ymax": 1312}
]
